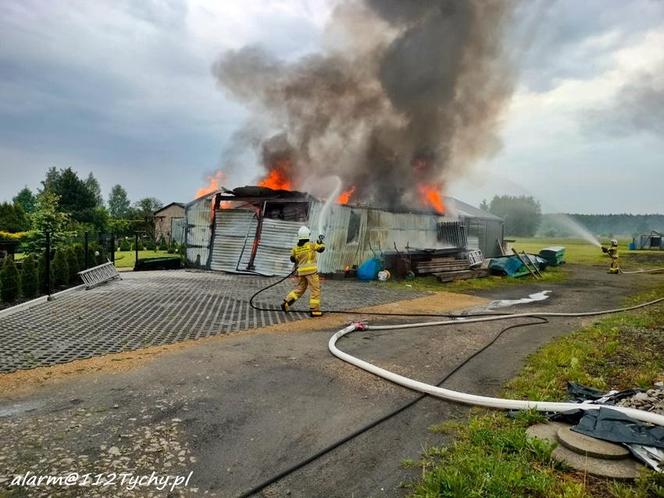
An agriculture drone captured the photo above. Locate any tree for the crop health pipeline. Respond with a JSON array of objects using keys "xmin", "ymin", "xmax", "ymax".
[
  {"xmin": 38, "ymin": 252, "xmax": 53, "ymax": 294},
  {"xmin": 479, "ymin": 199, "xmax": 489, "ymax": 212},
  {"xmin": 28, "ymin": 192, "xmax": 70, "ymax": 252},
  {"xmin": 90, "ymin": 206, "xmax": 110, "ymax": 233},
  {"xmin": 20, "ymin": 255, "xmax": 38, "ymax": 299},
  {"xmin": 133, "ymin": 197, "xmax": 163, "ymax": 217},
  {"xmin": 0, "ymin": 202, "xmax": 30, "ymax": 232},
  {"xmin": 41, "ymin": 167, "xmax": 97, "ymax": 223},
  {"xmin": 13, "ymin": 187, "xmax": 37, "ymax": 214},
  {"xmin": 0, "ymin": 257, "xmax": 20, "ymax": 303},
  {"xmin": 133, "ymin": 197, "xmax": 162, "ymax": 239},
  {"xmin": 108, "ymin": 184, "xmax": 131, "ymax": 218},
  {"xmin": 85, "ymin": 173, "xmax": 104, "ymax": 207},
  {"xmin": 74, "ymin": 245, "xmax": 86, "ymax": 271},
  {"xmin": 65, "ymin": 247, "xmax": 80, "ymax": 283},
  {"xmin": 488, "ymin": 195, "xmax": 542, "ymax": 237},
  {"xmin": 40, "ymin": 167, "xmax": 61, "ymax": 194},
  {"xmin": 52, "ymin": 249, "xmax": 69, "ymax": 287}
]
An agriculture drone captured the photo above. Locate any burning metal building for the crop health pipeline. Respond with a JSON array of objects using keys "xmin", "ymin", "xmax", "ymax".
[{"xmin": 185, "ymin": 186, "xmax": 504, "ymax": 276}]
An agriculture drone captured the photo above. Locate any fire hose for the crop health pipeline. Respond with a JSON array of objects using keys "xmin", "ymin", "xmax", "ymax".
[
  {"xmin": 328, "ymin": 297, "xmax": 664, "ymax": 427},
  {"xmin": 621, "ymin": 268, "xmax": 664, "ymax": 274},
  {"xmin": 242, "ymin": 275, "xmax": 664, "ymax": 497}
]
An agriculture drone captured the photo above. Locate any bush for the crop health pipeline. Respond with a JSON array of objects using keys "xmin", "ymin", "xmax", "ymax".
[
  {"xmin": 53, "ymin": 249, "xmax": 69, "ymax": 286},
  {"xmin": 145, "ymin": 239, "xmax": 157, "ymax": 251},
  {"xmin": 158, "ymin": 237, "xmax": 168, "ymax": 251},
  {"xmin": 74, "ymin": 244, "xmax": 86, "ymax": 270},
  {"xmin": 95, "ymin": 248, "xmax": 107, "ymax": 266},
  {"xmin": 132, "ymin": 239, "xmax": 144, "ymax": 251},
  {"xmin": 65, "ymin": 246, "xmax": 79, "ymax": 282},
  {"xmin": 20, "ymin": 254, "xmax": 38, "ymax": 299},
  {"xmin": 0, "ymin": 257, "xmax": 20, "ymax": 303},
  {"xmin": 38, "ymin": 252, "xmax": 53, "ymax": 294},
  {"xmin": 119, "ymin": 238, "xmax": 131, "ymax": 251}
]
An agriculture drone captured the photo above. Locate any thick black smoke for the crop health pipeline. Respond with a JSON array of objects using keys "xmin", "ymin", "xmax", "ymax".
[{"xmin": 212, "ymin": 0, "xmax": 518, "ymax": 210}]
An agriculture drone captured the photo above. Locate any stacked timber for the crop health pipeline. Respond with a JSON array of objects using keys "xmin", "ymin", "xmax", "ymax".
[{"xmin": 413, "ymin": 257, "xmax": 470, "ymax": 274}]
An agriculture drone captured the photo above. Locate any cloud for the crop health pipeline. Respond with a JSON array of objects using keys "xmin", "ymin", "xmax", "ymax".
[{"xmin": 0, "ymin": 0, "xmax": 333, "ymax": 202}]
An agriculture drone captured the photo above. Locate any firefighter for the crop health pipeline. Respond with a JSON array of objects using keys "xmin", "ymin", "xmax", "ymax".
[
  {"xmin": 601, "ymin": 239, "xmax": 621, "ymax": 274},
  {"xmin": 281, "ymin": 226, "xmax": 326, "ymax": 316}
]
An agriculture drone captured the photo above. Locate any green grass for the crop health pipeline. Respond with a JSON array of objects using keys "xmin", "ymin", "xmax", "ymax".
[
  {"xmin": 113, "ymin": 250, "xmax": 172, "ymax": 268},
  {"xmin": 378, "ymin": 266, "xmax": 567, "ymax": 294},
  {"xmin": 14, "ymin": 250, "xmax": 175, "ymax": 269},
  {"xmin": 512, "ymin": 237, "xmax": 664, "ymax": 269},
  {"xmin": 409, "ymin": 283, "xmax": 664, "ymax": 498}
]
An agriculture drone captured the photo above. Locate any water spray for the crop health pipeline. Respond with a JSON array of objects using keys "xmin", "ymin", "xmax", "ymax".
[{"xmin": 315, "ymin": 175, "xmax": 343, "ymax": 237}]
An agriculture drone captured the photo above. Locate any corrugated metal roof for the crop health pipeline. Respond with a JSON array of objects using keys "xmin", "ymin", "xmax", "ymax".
[{"xmin": 446, "ymin": 197, "xmax": 503, "ymax": 222}]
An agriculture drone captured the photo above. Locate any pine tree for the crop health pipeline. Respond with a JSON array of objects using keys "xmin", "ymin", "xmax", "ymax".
[
  {"xmin": 20, "ymin": 255, "xmax": 38, "ymax": 299},
  {"xmin": 74, "ymin": 244, "xmax": 85, "ymax": 270},
  {"xmin": 65, "ymin": 247, "xmax": 79, "ymax": 283},
  {"xmin": 0, "ymin": 257, "xmax": 20, "ymax": 303},
  {"xmin": 53, "ymin": 249, "xmax": 69, "ymax": 287},
  {"xmin": 38, "ymin": 252, "xmax": 54, "ymax": 294}
]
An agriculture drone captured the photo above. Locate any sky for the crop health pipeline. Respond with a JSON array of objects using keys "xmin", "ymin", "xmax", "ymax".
[{"xmin": 0, "ymin": 0, "xmax": 662, "ymax": 214}]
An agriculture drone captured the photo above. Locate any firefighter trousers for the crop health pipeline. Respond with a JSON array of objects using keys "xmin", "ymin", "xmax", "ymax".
[{"xmin": 285, "ymin": 273, "xmax": 321, "ymax": 312}]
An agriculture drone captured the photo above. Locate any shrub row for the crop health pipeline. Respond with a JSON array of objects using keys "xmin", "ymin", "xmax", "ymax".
[{"xmin": 0, "ymin": 244, "xmax": 107, "ymax": 303}]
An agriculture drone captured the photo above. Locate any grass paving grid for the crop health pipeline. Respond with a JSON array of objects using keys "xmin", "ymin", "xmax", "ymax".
[{"xmin": 0, "ymin": 270, "xmax": 427, "ymax": 373}]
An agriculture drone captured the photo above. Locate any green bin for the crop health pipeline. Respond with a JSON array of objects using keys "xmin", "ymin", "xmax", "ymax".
[{"xmin": 538, "ymin": 246, "xmax": 566, "ymax": 266}]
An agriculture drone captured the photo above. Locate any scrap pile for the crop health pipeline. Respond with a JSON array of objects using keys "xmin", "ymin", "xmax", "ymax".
[{"xmin": 383, "ymin": 248, "xmax": 488, "ymax": 283}]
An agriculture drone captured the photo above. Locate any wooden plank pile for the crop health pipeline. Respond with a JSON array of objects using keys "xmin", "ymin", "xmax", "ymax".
[{"xmin": 411, "ymin": 254, "xmax": 489, "ymax": 283}]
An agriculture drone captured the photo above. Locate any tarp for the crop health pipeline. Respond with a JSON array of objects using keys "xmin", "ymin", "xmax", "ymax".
[{"xmin": 573, "ymin": 408, "xmax": 664, "ymax": 449}]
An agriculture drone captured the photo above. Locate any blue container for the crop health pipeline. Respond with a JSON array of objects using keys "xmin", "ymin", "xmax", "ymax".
[{"xmin": 357, "ymin": 257, "xmax": 382, "ymax": 281}]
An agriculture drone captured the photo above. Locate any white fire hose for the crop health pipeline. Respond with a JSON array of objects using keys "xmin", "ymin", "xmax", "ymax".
[{"xmin": 329, "ymin": 297, "xmax": 664, "ymax": 427}]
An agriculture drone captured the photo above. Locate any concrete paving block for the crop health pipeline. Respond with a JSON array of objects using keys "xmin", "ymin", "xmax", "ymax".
[
  {"xmin": 551, "ymin": 445, "xmax": 644, "ymax": 480},
  {"xmin": 526, "ymin": 422, "xmax": 566, "ymax": 443},
  {"xmin": 557, "ymin": 426, "xmax": 630, "ymax": 460}
]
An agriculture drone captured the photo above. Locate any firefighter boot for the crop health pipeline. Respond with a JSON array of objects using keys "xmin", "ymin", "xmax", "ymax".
[{"xmin": 281, "ymin": 299, "xmax": 295, "ymax": 312}]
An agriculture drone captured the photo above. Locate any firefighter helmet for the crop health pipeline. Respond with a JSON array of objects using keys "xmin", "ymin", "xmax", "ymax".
[{"xmin": 298, "ymin": 226, "xmax": 311, "ymax": 240}]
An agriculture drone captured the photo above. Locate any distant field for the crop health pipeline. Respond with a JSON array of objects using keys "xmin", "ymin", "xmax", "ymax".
[{"xmin": 511, "ymin": 237, "xmax": 664, "ymax": 268}]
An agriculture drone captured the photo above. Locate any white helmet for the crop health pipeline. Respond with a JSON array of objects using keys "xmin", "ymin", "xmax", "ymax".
[
  {"xmin": 297, "ymin": 226, "xmax": 311, "ymax": 240},
  {"xmin": 611, "ymin": 239, "xmax": 618, "ymax": 246}
]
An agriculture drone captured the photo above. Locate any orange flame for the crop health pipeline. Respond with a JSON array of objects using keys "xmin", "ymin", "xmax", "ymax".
[
  {"xmin": 195, "ymin": 171, "xmax": 225, "ymax": 199},
  {"xmin": 257, "ymin": 159, "xmax": 294, "ymax": 191},
  {"xmin": 337, "ymin": 186, "xmax": 356, "ymax": 205},
  {"xmin": 417, "ymin": 184, "xmax": 445, "ymax": 214}
]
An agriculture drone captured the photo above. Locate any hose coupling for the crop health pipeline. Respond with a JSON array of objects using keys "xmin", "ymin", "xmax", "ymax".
[{"xmin": 351, "ymin": 321, "xmax": 368, "ymax": 331}]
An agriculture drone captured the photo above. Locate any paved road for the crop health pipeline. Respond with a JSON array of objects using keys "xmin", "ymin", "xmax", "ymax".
[
  {"xmin": 0, "ymin": 271, "xmax": 425, "ymax": 373},
  {"xmin": 0, "ymin": 266, "xmax": 660, "ymax": 497}
]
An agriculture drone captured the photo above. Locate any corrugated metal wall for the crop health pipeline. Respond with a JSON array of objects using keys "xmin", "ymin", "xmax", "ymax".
[
  {"xmin": 187, "ymin": 196, "xmax": 504, "ymax": 274},
  {"xmin": 171, "ymin": 218, "xmax": 186, "ymax": 245},
  {"xmin": 309, "ymin": 201, "xmax": 459, "ymax": 274},
  {"xmin": 309, "ymin": 202, "xmax": 365, "ymax": 275},
  {"xmin": 252, "ymin": 218, "xmax": 300, "ymax": 275},
  {"xmin": 209, "ymin": 210, "xmax": 257, "ymax": 272},
  {"xmin": 185, "ymin": 196, "xmax": 213, "ymax": 267}
]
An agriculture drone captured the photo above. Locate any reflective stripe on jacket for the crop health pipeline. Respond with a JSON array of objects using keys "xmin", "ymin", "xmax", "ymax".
[{"xmin": 292, "ymin": 241, "xmax": 325, "ymax": 276}]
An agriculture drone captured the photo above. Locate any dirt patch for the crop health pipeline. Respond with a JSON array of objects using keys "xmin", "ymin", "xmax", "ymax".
[{"xmin": 0, "ymin": 292, "xmax": 486, "ymax": 397}]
